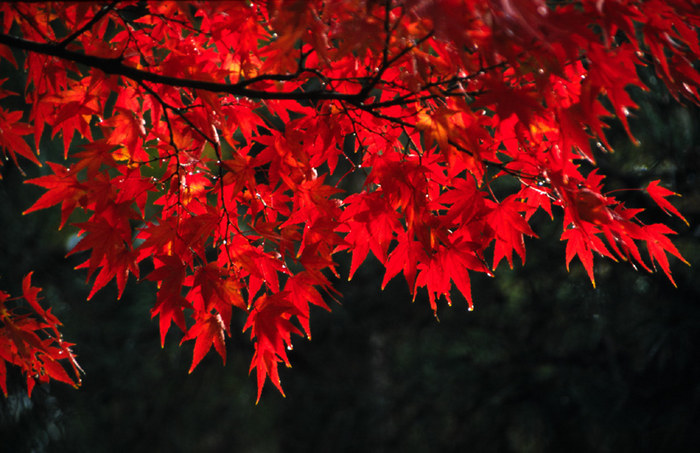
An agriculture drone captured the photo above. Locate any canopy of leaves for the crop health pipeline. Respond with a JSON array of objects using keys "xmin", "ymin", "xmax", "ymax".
[{"xmin": 0, "ymin": 0, "xmax": 697, "ymax": 399}]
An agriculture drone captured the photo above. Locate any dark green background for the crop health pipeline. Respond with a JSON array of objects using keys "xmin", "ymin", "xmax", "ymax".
[{"xmin": 1, "ymin": 73, "xmax": 699, "ymax": 452}]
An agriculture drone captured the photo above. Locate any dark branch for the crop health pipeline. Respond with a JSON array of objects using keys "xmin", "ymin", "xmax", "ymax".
[
  {"xmin": 57, "ymin": 2, "xmax": 118, "ymax": 49},
  {"xmin": 0, "ymin": 32, "xmax": 364, "ymax": 103}
]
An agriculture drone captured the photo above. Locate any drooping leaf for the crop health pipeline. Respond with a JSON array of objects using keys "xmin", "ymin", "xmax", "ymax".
[{"xmin": 646, "ymin": 180, "xmax": 688, "ymax": 226}]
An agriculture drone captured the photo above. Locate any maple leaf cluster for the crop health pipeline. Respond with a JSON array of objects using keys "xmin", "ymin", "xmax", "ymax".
[
  {"xmin": 0, "ymin": 273, "xmax": 81, "ymax": 397},
  {"xmin": 0, "ymin": 1, "xmax": 696, "ymax": 400}
]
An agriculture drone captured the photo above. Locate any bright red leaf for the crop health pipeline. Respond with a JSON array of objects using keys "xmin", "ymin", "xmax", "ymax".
[{"xmin": 646, "ymin": 180, "xmax": 688, "ymax": 226}]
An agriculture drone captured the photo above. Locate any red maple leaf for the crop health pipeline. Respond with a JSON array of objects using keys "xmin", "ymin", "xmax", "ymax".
[
  {"xmin": 486, "ymin": 195, "xmax": 538, "ymax": 270},
  {"xmin": 181, "ymin": 311, "xmax": 228, "ymax": 373},
  {"xmin": 23, "ymin": 162, "xmax": 86, "ymax": 228},
  {"xmin": 646, "ymin": 180, "xmax": 688, "ymax": 226}
]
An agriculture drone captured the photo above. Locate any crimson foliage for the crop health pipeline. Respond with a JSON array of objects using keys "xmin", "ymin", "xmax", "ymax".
[{"xmin": 0, "ymin": 1, "xmax": 696, "ymax": 400}]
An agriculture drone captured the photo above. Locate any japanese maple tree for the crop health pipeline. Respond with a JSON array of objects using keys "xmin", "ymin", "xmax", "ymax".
[{"xmin": 0, "ymin": 0, "xmax": 696, "ymax": 400}]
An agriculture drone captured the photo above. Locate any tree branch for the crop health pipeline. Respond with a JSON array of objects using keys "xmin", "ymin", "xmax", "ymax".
[
  {"xmin": 57, "ymin": 2, "xmax": 118, "ymax": 49},
  {"xmin": 0, "ymin": 32, "xmax": 363, "ymax": 103}
]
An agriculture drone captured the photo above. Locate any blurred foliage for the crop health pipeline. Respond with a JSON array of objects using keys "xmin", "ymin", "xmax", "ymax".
[{"xmin": 1, "ymin": 73, "xmax": 699, "ymax": 452}]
